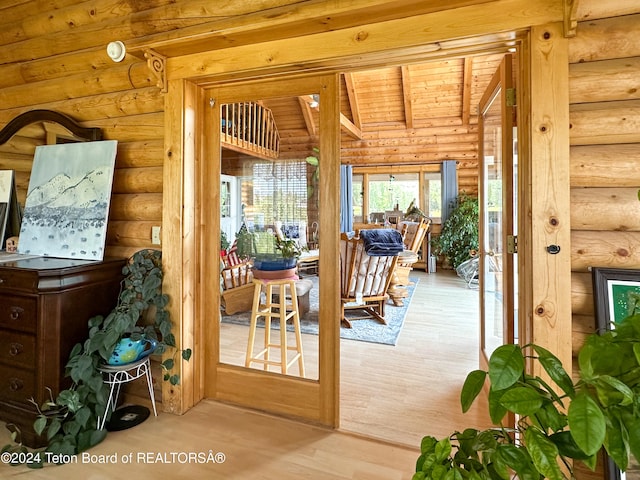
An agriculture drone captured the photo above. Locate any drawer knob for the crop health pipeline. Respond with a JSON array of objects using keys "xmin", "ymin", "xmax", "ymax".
[
  {"xmin": 9, "ymin": 307, "xmax": 24, "ymax": 321},
  {"xmin": 9, "ymin": 342, "xmax": 23, "ymax": 356},
  {"xmin": 9, "ymin": 378, "xmax": 23, "ymax": 391}
]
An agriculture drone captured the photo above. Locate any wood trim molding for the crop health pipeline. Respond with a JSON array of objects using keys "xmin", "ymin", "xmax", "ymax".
[{"xmin": 0, "ymin": 109, "xmax": 102, "ymax": 145}]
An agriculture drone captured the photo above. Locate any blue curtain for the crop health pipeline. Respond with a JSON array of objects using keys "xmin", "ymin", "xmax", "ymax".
[
  {"xmin": 340, "ymin": 164, "xmax": 353, "ymax": 233},
  {"xmin": 441, "ymin": 160, "xmax": 458, "ymax": 225}
]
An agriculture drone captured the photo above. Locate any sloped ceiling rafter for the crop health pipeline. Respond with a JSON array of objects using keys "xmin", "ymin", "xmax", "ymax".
[
  {"xmin": 341, "ymin": 73, "xmax": 363, "ymax": 139},
  {"xmin": 298, "ymin": 95, "xmax": 317, "ymax": 136}
]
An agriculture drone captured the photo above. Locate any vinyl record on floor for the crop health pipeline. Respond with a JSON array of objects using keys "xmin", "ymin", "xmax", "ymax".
[{"xmin": 106, "ymin": 405, "xmax": 150, "ymax": 431}]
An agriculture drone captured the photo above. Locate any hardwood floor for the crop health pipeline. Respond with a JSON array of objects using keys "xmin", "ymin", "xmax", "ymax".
[
  {"xmin": 1, "ymin": 269, "xmax": 492, "ymax": 479},
  {"xmin": 340, "ymin": 269, "xmax": 491, "ymax": 446}
]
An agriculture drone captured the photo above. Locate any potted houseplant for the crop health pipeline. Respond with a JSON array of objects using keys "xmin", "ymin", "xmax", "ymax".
[
  {"xmin": 252, "ymin": 234, "xmax": 303, "ymax": 279},
  {"xmin": 431, "ymin": 193, "xmax": 479, "ymax": 269},
  {"xmin": 413, "ymin": 313, "xmax": 640, "ymax": 480},
  {"xmin": 2, "ymin": 249, "xmax": 191, "ymax": 465}
]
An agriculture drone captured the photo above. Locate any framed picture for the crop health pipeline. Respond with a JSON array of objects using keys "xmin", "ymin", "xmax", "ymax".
[
  {"xmin": 592, "ymin": 267, "xmax": 640, "ymax": 480},
  {"xmin": 18, "ymin": 140, "xmax": 117, "ymax": 261}
]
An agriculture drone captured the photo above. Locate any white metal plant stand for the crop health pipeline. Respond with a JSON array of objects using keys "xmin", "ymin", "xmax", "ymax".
[{"xmin": 97, "ymin": 356, "xmax": 157, "ymax": 430}]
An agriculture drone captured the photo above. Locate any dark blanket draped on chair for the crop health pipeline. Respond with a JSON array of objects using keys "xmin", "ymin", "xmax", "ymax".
[{"xmin": 358, "ymin": 229, "xmax": 404, "ymax": 256}]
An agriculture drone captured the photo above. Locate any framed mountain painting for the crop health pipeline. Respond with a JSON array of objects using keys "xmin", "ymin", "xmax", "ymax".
[{"xmin": 18, "ymin": 140, "xmax": 117, "ymax": 260}]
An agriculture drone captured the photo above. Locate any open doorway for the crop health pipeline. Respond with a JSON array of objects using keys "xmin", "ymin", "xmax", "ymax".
[
  {"xmin": 192, "ymin": 32, "xmax": 525, "ymax": 447},
  {"xmin": 335, "ymin": 52, "xmax": 521, "ymax": 446}
]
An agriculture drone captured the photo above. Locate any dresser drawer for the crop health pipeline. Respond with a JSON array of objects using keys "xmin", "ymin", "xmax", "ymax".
[
  {"xmin": 0, "ymin": 331, "xmax": 36, "ymax": 369},
  {"xmin": 0, "ymin": 295, "xmax": 37, "ymax": 333},
  {"xmin": 0, "ymin": 270, "xmax": 37, "ymax": 292},
  {"xmin": 0, "ymin": 365, "xmax": 36, "ymax": 404}
]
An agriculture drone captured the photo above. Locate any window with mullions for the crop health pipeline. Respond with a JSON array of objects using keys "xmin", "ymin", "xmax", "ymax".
[
  {"xmin": 367, "ymin": 173, "xmax": 419, "ymax": 217},
  {"xmin": 243, "ymin": 159, "xmax": 308, "ymax": 232}
]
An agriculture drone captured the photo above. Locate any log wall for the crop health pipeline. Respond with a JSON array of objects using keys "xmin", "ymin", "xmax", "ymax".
[
  {"xmin": 1, "ymin": 0, "xmax": 640, "ymax": 465},
  {"xmin": 569, "ymin": 12, "xmax": 640, "ymax": 352},
  {"xmin": 569, "ymin": 10, "xmax": 640, "ymax": 479}
]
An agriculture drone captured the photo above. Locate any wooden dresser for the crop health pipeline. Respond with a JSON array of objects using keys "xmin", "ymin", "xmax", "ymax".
[{"xmin": 0, "ymin": 256, "xmax": 125, "ymax": 447}]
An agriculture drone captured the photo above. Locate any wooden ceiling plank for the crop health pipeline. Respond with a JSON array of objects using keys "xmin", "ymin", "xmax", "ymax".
[{"xmin": 401, "ymin": 65, "xmax": 414, "ymax": 129}]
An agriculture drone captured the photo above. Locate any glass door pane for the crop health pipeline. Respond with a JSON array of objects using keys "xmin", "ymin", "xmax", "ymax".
[{"xmin": 479, "ymin": 55, "xmax": 515, "ymax": 365}]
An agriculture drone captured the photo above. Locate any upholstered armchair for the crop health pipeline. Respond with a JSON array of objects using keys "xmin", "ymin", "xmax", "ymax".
[{"xmin": 339, "ymin": 230, "xmax": 402, "ymax": 328}]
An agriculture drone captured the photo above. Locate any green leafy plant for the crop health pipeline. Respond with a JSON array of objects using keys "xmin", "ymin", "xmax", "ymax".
[
  {"xmin": 431, "ymin": 193, "xmax": 479, "ymax": 269},
  {"xmin": 2, "ymin": 249, "xmax": 191, "ymax": 465},
  {"xmin": 414, "ymin": 313, "xmax": 640, "ymax": 480},
  {"xmin": 275, "ymin": 235, "xmax": 303, "ymax": 259}
]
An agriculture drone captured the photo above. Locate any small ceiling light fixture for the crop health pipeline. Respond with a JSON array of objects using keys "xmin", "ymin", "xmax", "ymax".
[
  {"xmin": 309, "ymin": 94, "xmax": 320, "ymax": 108},
  {"xmin": 106, "ymin": 41, "xmax": 126, "ymax": 62}
]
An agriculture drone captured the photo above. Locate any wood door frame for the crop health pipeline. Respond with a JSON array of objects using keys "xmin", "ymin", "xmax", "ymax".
[
  {"xmin": 160, "ymin": 21, "xmax": 571, "ymax": 417},
  {"xmin": 201, "ymin": 75, "xmax": 341, "ymax": 426}
]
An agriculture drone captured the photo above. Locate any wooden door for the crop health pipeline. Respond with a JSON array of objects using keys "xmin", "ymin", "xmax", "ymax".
[
  {"xmin": 202, "ymin": 74, "xmax": 341, "ymax": 426},
  {"xmin": 478, "ymin": 54, "xmax": 517, "ymax": 369}
]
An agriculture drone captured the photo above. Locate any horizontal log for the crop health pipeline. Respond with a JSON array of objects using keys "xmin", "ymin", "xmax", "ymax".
[
  {"xmin": 0, "ymin": 152, "xmax": 34, "ymax": 170},
  {"xmin": 571, "ymin": 144, "xmax": 640, "ymax": 187},
  {"xmin": 569, "ymin": 57, "xmax": 640, "ymax": 104},
  {"xmin": 570, "ymin": 187, "xmax": 640, "ymax": 231},
  {"xmin": 116, "ymin": 140, "xmax": 165, "ymax": 168},
  {"xmin": 571, "ymin": 271, "xmax": 593, "ymax": 316},
  {"xmin": 570, "ymin": 100, "xmax": 640, "ymax": 145},
  {"xmin": 341, "ymin": 143, "xmax": 477, "ymax": 157},
  {"xmin": 112, "ymin": 166, "xmax": 163, "ymax": 194},
  {"xmin": 109, "ymin": 193, "xmax": 163, "ymax": 221},
  {"xmin": 570, "ymin": 329, "xmax": 589, "ymax": 358},
  {"xmin": 105, "ymin": 245, "xmax": 156, "ymax": 259},
  {"xmin": 0, "ymin": 87, "xmax": 164, "ymax": 127},
  {"xmin": 106, "ymin": 220, "xmax": 159, "ymax": 247},
  {"xmin": 343, "ymin": 151, "xmax": 477, "ymax": 165},
  {"xmin": 0, "ymin": 62, "xmax": 154, "ymax": 110},
  {"xmin": 572, "ymin": 313, "xmax": 596, "ymax": 340},
  {"xmin": 0, "ymin": 0, "xmax": 239, "ymax": 64},
  {"xmin": 0, "ymin": 49, "xmax": 139, "ymax": 90},
  {"xmin": 0, "ymin": 0, "xmax": 173, "ymax": 44},
  {"xmin": 91, "ymin": 113, "xmax": 165, "ymax": 142},
  {"xmin": 0, "ymin": 0, "xmax": 80, "ymax": 27},
  {"xmin": 570, "ymin": 13, "xmax": 640, "ymax": 63},
  {"xmin": 571, "ymin": 230, "xmax": 640, "ymax": 271}
]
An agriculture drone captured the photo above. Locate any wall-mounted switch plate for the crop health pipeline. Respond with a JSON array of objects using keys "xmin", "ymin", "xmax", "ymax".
[{"xmin": 151, "ymin": 226, "xmax": 161, "ymax": 245}]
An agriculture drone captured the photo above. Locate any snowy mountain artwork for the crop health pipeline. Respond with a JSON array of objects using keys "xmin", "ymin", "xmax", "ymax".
[{"xmin": 18, "ymin": 140, "xmax": 117, "ymax": 260}]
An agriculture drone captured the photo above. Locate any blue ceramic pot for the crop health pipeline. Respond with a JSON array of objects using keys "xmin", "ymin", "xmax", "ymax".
[
  {"xmin": 253, "ymin": 256, "xmax": 297, "ymax": 271},
  {"xmin": 107, "ymin": 336, "xmax": 158, "ymax": 366}
]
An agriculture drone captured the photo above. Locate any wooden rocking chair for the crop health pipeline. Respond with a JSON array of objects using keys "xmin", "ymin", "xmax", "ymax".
[{"xmin": 340, "ymin": 231, "xmax": 400, "ymax": 328}]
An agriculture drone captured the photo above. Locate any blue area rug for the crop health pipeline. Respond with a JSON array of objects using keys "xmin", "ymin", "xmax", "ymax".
[{"xmin": 221, "ymin": 278, "xmax": 417, "ymax": 346}]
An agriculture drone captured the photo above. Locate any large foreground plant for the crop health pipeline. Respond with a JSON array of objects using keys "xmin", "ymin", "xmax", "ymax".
[{"xmin": 414, "ymin": 313, "xmax": 640, "ymax": 480}]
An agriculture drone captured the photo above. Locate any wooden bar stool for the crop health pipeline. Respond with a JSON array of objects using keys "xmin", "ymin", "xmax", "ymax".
[{"xmin": 245, "ymin": 278, "xmax": 305, "ymax": 377}]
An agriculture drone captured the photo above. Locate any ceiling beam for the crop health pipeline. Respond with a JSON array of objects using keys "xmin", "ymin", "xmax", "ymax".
[
  {"xmin": 340, "ymin": 113, "xmax": 362, "ymax": 140},
  {"xmin": 401, "ymin": 65, "xmax": 414, "ymax": 129},
  {"xmin": 343, "ymin": 73, "xmax": 362, "ymax": 130},
  {"xmin": 461, "ymin": 57, "xmax": 473, "ymax": 126}
]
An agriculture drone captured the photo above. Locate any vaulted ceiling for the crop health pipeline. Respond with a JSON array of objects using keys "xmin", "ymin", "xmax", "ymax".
[{"xmin": 262, "ymin": 51, "xmax": 506, "ymax": 141}]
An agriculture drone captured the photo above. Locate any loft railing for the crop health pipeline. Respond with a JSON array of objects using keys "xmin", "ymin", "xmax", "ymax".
[{"xmin": 221, "ymin": 102, "xmax": 280, "ymax": 160}]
